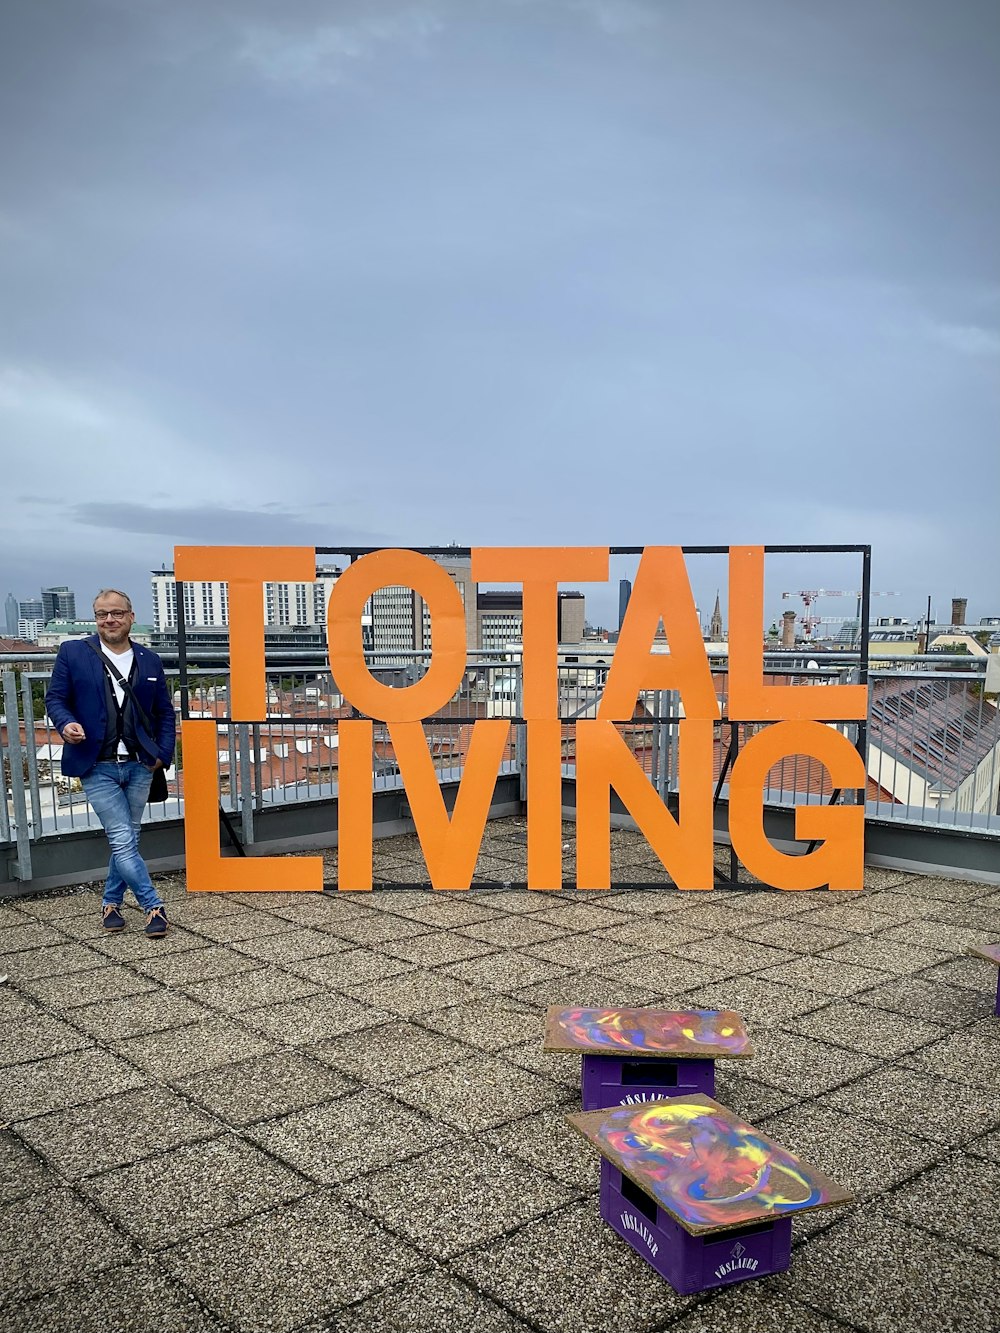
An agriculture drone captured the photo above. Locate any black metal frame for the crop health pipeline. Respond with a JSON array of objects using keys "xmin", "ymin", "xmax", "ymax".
[{"xmin": 174, "ymin": 543, "xmax": 872, "ymax": 888}]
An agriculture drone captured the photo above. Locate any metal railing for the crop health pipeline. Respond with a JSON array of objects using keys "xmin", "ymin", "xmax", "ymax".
[{"xmin": 3, "ymin": 647, "xmax": 998, "ymax": 884}]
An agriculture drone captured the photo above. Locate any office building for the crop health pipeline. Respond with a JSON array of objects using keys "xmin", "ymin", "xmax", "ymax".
[{"xmin": 41, "ymin": 586, "xmax": 76, "ymax": 622}]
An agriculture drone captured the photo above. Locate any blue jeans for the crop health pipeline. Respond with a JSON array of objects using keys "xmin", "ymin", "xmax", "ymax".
[{"xmin": 81, "ymin": 761, "xmax": 163, "ymax": 912}]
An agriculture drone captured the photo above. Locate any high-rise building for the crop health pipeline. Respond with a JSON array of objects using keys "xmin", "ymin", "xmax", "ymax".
[
  {"xmin": 4, "ymin": 592, "xmax": 18, "ymax": 637},
  {"xmin": 19, "ymin": 598, "xmax": 43, "ymax": 621},
  {"xmin": 150, "ymin": 565, "xmax": 342, "ymax": 634},
  {"xmin": 476, "ymin": 589, "xmax": 587, "ymax": 650},
  {"xmin": 618, "ymin": 578, "xmax": 632, "ymax": 631},
  {"xmin": 41, "ymin": 586, "xmax": 76, "ymax": 622}
]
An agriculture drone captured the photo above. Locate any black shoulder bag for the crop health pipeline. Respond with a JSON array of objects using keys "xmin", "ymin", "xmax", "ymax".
[{"xmin": 87, "ymin": 642, "xmax": 171, "ymax": 804}]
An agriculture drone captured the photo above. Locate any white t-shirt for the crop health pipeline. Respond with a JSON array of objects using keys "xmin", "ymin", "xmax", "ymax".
[{"xmin": 101, "ymin": 643, "xmax": 135, "ymax": 755}]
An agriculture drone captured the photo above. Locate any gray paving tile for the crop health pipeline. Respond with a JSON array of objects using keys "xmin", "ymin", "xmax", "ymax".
[
  {"xmin": 499, "ymin": 1039, "xmax": 581, "ymax": 1089},
  {"xmin": 741, "ymin": 918, "xmax": 859, "ymax": 954},
  {"xmin": 458, "ymin": 915, "xmax": 569, "ymax": 947},
  {"xmin": 70, "ymin": 988, "xmax": 214, "ymax": 1040},
  {"xmin": 130, "ymin": 944, "xmax": 261, "ymax": 986},
  {"xmin": 685, "ymin": 977, "xmax": 827, "ymax": 1027},
  {"xmin": 340, "ymin": 1139, "xmax": 580, "ymax": 1256},
  {"xmin": 901, "ymin": 1028, "xmax": 1000, "ymax": 1092},
  {"xmin": 668, "ymin": 1286, "xmax": 850, "ymax": 1333},
  {"xmin": 324, "ymin": 913, "xmax": 434, "ymax": 946},
  {"xmin": 920, "ymin": 956, "xmax": 996, "ymax": 991},
  {"xmin": 16, "ymin": 1084, "xmax": 219, "ymax": 1179},
  {"xmin": 486, "ymin": 1105, "xmax": 601, "ymax": 1190},
  {"xmin": 0, "ymin": 922, "xmax": 73, "ymax": 953},
  {"xmin": 710, "ymin": 1069, "xmax": 799, "ymax": 1122},
  {"xmin": 340, "ymin": 969, "xmax": 485, "ymax": 1017},
  {"xmin": 781, "ymin": 1204, "xmax": 1000, "ymax": 1333},
  {"xmin": 452, "ymin": 1200, "xmax": 693, "ymax": 1333},
  {"xmin": 827, "ymin": 1066, "xmax": 1000, "ymax": 1146},
  {"xmin": 822, "ymin": 937, "xmax": 953, "ymax": 974},
  {"xmin": 748, "ymin": 1029, "xmax": 878, "ymax": 1096},
  {"xmin": 248, "ymin": 1088, "xmax": 449, "ymax": 1183},
  {"xmin": 420, "ymin": 996, "xmax": 539, "ymax": 1052},
  {"xmin": 311, "ymin": 1020, "xmax": 471, "ymax": 1084},
  {"xmin": 113, "ymin": 1016, "xmax": 275, "ymax": 1080},
  {"xmin": 286, "ymin": 946, "xmax": 417, "ymax": 989},
  {"xmin": 0, "ymin": 1187, "xmax": 127, "ymax": 1303},
  {"xmin": 760, "ymin": 1100, "xmax": 944, "ymax": 1203},
  {"xmin": 442, "ymin": 951, "xmax": 571, "ymax": 993},
  {"xmin": 0, "ymin": 1046, "xmax": 146, "ymax": 1121},
  {"xmin": 861, "ymin": 868, "xmax": 917, "ymax": 890},
  {"xmin": 592, "ymin": 918, "xmax": 710, "ymax": 953},
  {"xmin": 883, "ymin": 876, "xmax": 991, "ymax": 903},
  {"xmin": 966, "ymin": 1129, "xmax": 1000, "ymax": 1164},
  {"xmin": 87, "ymin": 924, "xmax": 210, "ymax": 960},
  {"xmin": 676, "ymin": 904, "xmax": 771, "ymax": 934},
  {"xmin": 176, "ymin": 1050, "xmax": 356, "ymax": 1126},
  {"xmin": 858, "ymin": 890, "xmax": 941, "ymax": 921},
  {"xmin": 523, "ymin": 933, "xmax": 637, "ymax": 969},
  {"xmin": 672, "ymin": 936, "xmax": 800, "ymax": 974},
  {"xmin": 0, "ymin": 1132, "xmax": 59, "ymax": 1203},
  {"xmin": 13, "ymin": 891, "xmax": 102, "ymax": 921},
  {"xmin": 711, "ymin": 889, "xmax": 821, "ymax": 916},
  {"xmin": 0, "ymin": 1013, "xmax": 92, "ymax": 1066},
  {"xmin": 262, "ymin": 893, "xmax": 370, "ymax": 928},
  {"xmin": 230, "ymin": 927, "xmax": 350, "ymax": 964},
  {"xmin": 853, "ymin": 974, "xmax": 996, "ymax": 1026},
  {"xmin": 181, "ymin": 965, "xmax": 321, "ymax": 1014},
  {"xmin": 380, "ymin": 929, "xmax": 499, "ymax": 966},
  {"xmin": 165, "ymin": 1189, "xmax": 423, "ymax": 1331},
  {"xmin": 515, "ymin": 969, "xmax": 664, "ymax": 1010},
  {"xmin": 787, "ymin": 999, "xmax": 947, "ymax": 1057},
  {"xmin": 882, "ymin": 1152, "xmax": 1000, "ymax": 1257},
  {"xmin": 0, "ymin": 989, "xmax": 41, "ymax": 1023},
  {"xmin": 0, "ymin": 1263, "xmax": 222, "ymax": 1333},
  {"xmin": 528, "ymin": 902, "xmax": 636, "ymax": 932},
  {"xmin": 15, "ymin": 963, "xmax": 159, "ymax": 1009},
  {"xmin": 759, "ymin": 955, "xmax": 893, "ymax": 996},
  {"xmin": 81, "ymin": 1133, "xmax": 310, "ymax": 1246},
  {"xmin": 366, "ymin": 893, "xmax": 501, "ymax": 927},
  {"xmin": 241, "ymin": 993, "xmax": 390, "ymax": 1045},
  {"xmin": 593, "ymin": 955, "xmax": 731, "ymax": 1000},
  {"xmin": 185, "ymin": 911, "xmax": 298, "ymax": 944},
  {"xmin": 331, "ymin": 1270, "xmax": 532, "ymax": 1333},
  {"xmin": 797, "ymin": 902, "xmax": 900, "ymax": 934},
  {"xmin": 394, "ymin": 1054, "xmax": 568, "ymax": 1132},
  {"xmin": 879, "ymin": 919, "xmax": 993, "ymax": 953}
]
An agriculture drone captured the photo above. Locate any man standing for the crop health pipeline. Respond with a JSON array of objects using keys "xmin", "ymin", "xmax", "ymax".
[{"xmin": 46, "ymin": 589, "xmax": 176, "ymax": 936}]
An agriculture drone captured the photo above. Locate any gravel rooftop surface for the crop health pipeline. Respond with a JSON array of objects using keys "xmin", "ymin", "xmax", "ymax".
[{"xmin": 1, "ymin": 820, "xmax": 999, "ymax": 1333}]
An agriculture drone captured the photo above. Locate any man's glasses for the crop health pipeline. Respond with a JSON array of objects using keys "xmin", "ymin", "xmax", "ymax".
[{"xmin": 95, "ymin": 610, "xmax": 130, "ymax": 621}]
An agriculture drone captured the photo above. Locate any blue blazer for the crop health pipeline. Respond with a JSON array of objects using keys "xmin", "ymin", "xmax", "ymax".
[{"xmin": 45, "ymin": 636, "xmax": 177, "ymax": 778}]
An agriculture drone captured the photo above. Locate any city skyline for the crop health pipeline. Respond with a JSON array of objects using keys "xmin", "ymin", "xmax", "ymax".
[{"xmin": 1, "ymin": 2, "xmax": 997, "ymax": 629}]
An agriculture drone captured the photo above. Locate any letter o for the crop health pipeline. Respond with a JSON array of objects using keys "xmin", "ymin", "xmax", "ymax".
[{"xmin": 327, "ymin": 550, "xmax": 466, "ymax": 722}]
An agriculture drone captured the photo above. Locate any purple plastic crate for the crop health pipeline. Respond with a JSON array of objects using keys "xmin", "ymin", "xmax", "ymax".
[
  {"xmin": 581, "ymin": 1052, "xmax": 714, "ymax": 1111},
  {"xmin": 599, "ymin": 1158, "xmax": 791, "ymax": 1294}
]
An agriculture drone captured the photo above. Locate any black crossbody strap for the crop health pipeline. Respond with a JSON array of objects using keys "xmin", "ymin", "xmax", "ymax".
[{"xmin": 86, "ymin": 641, "xmax": 154, "ymax": 735}]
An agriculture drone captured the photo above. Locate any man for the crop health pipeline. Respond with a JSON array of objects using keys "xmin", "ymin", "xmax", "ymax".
[{"xmin": 46, "ymin": 589, "xmax": 176, "ymax": 937}]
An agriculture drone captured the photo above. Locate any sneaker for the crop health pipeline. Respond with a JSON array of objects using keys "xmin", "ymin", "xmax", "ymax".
[
  {"xmin": 102, "ymin": 903, "xmax": 126, "ymax": 931},
  {"xmin": 144, "ymin": 906, "xmax": 169, "ymax": 938}
]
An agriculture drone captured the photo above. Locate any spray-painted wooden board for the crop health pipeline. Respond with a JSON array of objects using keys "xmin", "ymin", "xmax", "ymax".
[
  {"xmin": 567, "ymin": 1093, "xmax": 853, "ymax": 1236},
  {"xmin": 968, "ymin": 943, "xmax": 1000, "ymax": 968},
  {"xmin": 544, "ymin": 1006, "xmax": 753, "ymax": 1059}
]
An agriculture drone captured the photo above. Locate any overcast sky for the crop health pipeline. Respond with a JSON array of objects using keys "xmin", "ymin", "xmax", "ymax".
[{"xmin": 1, "ymin": 0, "xmax": 997, "ymax": 632}]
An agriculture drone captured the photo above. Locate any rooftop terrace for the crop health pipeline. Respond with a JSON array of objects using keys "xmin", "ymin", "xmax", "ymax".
[{"xmin": 1, "ymin": 822, "xmax": 998, "ymax": 1333}]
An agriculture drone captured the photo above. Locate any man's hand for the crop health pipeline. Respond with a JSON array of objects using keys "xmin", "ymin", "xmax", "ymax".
[
  {"xmin": 150, "ymin": 758, "xmax": 164, "ymax": 771},
  {"xmin": 62, "ymin": 723, "xmax": 85, "ymax": 745}
]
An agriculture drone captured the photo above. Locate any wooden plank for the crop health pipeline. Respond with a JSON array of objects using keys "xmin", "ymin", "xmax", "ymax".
[
  {"xmin": 544, "ymin": 1006, "xmax": 753, "ymax": 1060},
  {"xmin": 567, "ymin": 1093, "xmax": 854, "ymax": 1236},
  {"xmin": 968, "ymin": 942, "xmax": 1000, "ymax": 968}
]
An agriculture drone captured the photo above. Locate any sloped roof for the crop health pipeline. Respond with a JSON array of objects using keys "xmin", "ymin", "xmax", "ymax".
[{"xmin": 869, "ymin": 676, "xmax": 1000, "ymax": 791}]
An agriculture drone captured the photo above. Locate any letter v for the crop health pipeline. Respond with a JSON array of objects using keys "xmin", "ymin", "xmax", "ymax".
[{"xmin": 389, "ymin": 720, "xmax": 512, "ymax": 889}]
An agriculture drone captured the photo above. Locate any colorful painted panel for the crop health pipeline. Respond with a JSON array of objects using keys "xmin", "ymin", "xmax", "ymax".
[
  {"xmin": 568, "ymin": 1094, "xmax": 853, "ymax": 1236},
  {"xmin": 544, "ymin": 1007, "xmax": 752, "ymax": 1059},
  {"xmin": 969, "ymin": 943, "xmax": 1000, "ymax": 968}
]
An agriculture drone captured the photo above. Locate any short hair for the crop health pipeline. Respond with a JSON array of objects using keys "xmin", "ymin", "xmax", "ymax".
[{"xmin": 93, "ymin": 589, "xmax": 133, "ymax": 612}]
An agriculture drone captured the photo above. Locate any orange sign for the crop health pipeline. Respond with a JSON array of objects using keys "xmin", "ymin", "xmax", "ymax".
[{"xmin": 175, "ymin": 545, "xmax": 867, "ymax": 894}]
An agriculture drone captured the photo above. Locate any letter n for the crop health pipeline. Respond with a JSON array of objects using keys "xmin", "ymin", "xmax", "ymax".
[{"xmin": 575, "ymin": 720, "xmax": 713, "ymax": 889}]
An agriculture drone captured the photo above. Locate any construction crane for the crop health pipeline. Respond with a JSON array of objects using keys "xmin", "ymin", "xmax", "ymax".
[{"xmin": 781, "ymin": 590, "xmax": 900, "ymax": 638}]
